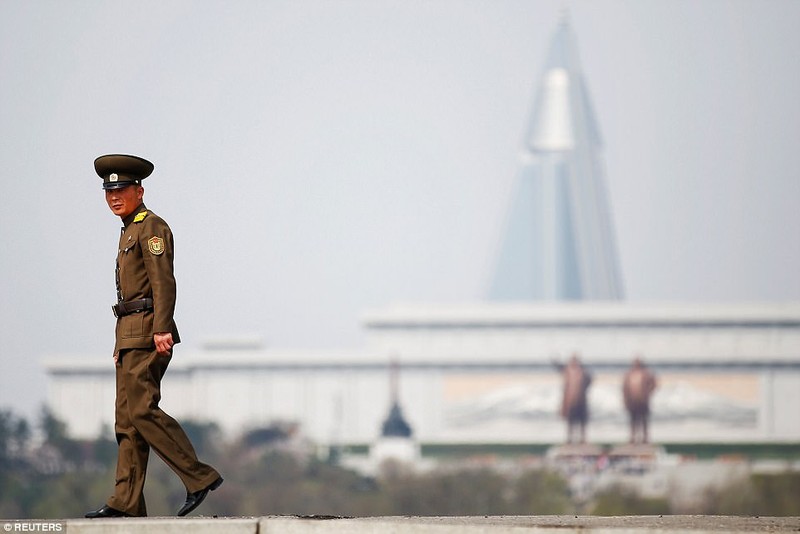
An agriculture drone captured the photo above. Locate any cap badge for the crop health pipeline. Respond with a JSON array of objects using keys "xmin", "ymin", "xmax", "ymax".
[
  {"xmin": 109, "ymin": 173, "xmax": 118, "ymax": 182},
  {"xmin": 148, "ymin": 236, "xmax": 165, "ymax": 256}
]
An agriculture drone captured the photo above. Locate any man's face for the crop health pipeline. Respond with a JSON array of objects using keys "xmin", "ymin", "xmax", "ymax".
[{"xmin": 105, "ymin": 185, "xmax": 144, "ymax": 218}]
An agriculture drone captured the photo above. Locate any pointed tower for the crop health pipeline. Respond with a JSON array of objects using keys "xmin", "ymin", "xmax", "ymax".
[
  {"xmin": 490, "ymin": 14, "xmax": 624, "ymax": 301},
  {"xmin": 370, "ymin": 360, "xmax": 419, "ymax": 468},
  {"xmin": 380, "ymin": 360, "xmax": 413, "ymax": 438}
]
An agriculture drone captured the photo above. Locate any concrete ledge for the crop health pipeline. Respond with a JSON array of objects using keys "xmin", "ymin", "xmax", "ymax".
[
  {"xmin": 260, "ymin": 516, "xmax": 799, "ymax": 533},
  {"xmin": 62, "ymin": 517, "xmax": 257, "ymax": 533},
  {"xmin": 30, "ymin": 515, "xmax": 800, "ymax": 533}
]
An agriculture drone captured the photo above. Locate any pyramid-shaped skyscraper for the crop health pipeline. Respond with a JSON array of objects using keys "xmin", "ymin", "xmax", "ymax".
[{"xmin": 490, "ymin": 15, "xmax": 624, "ymax": 301}]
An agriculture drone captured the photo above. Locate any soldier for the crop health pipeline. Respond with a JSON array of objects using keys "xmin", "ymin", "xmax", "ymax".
[{"xmin": 85, "ymin": 154, "xmax": 222, "ymax": 518}]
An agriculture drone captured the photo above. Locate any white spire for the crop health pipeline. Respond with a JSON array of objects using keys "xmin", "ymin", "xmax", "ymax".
[{"xmin": 528, "ymin": 67, "xmax": 574, "ymax": 152}]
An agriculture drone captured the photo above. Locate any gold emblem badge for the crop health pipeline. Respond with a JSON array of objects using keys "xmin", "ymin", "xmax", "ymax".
[{"xmin": 148, "ymin": 236, "xmax": 165, "ymax": 255}]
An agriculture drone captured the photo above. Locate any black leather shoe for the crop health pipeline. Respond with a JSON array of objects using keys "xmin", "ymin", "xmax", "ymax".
[
  {"xmin": 177, "ymin": 477, "xmax": 223, "ymax": 517},
  {"xmin": 85, "ymin": 504, "xmax": 131, "ymax": 518}
]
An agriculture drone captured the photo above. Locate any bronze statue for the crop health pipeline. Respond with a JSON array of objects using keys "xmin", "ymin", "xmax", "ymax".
[
  {"xmin": 622, "ymin": 357, "xmax": 657, "ymax": 444},
  {"xmin": 557, "ymin": 354, "xmax": 592, "ymax": 444}
]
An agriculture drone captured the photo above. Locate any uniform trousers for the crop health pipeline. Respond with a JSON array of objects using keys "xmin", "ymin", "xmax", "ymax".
[{"xmin": 107, "ymin": 347, "xmax": 220, "ymax": 516}]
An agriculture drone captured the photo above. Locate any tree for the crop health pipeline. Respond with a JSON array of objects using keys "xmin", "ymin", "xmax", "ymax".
[
  {"xmin": 590, "ymin": 484, "xmax": 670, "ymax": 515},
  {"xmin": 384, "ymin": 469, "xmax": 511, "ymax": 515},
  {"xmin": 1, "ymin": 409, "xmax": 30, "ymax": 467},
  {"xmin": 512, "ymin": 469, "xmax": 573, "ymax": 514}
]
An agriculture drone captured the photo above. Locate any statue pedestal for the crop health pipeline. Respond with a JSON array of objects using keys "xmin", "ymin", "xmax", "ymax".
[
  {"xmin": 547, "ymin": 443, "xmax": 604, "ymax": 460},
  {"xmin": 608, "ymin": 443, "xmax": 662, "ymax": 460}
]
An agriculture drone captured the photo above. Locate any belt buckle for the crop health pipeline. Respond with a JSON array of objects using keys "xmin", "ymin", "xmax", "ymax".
[{"xmin": 112, "ymin": 304, "xmax": 120, "ymax": 318}]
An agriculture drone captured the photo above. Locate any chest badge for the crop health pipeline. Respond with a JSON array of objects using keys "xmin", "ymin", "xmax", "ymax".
[{"xmin": 148, "ymin": 236, "xmax": 165, "ymax": 255}]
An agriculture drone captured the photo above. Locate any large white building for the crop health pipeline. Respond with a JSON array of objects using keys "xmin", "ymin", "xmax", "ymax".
[
  {"xmin": 490, "ymin": 15, "xmax": 623, "ymax": 301},
  {"xmin": 45, "ymin": 302, "xmax": 800, "ymax": 444}
]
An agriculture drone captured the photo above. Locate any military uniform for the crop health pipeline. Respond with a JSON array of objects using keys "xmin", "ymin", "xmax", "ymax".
[{"xmin": 86, "ymin": 155, "xmax": 222, "ymax": 518}]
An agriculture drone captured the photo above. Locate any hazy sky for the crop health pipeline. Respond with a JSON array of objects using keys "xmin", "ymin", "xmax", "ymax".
[{"xmin": 1, "ymin": 1, "xmax": 799, "ymax": 420}]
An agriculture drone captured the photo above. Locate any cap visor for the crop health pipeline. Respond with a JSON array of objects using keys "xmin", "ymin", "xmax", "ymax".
[{"xmin": 102, "ymin": 182, "xmax": 137, "ymax": 190}]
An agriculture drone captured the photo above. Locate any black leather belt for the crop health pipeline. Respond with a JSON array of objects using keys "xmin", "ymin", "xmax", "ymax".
[{"xmin": 112, "ymin": 298, "xmax": 153, "ymax": 318}]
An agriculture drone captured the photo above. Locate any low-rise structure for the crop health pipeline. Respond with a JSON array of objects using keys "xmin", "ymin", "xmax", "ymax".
[{"xmin": 45, "ymin": 302, "xmax": 800, "ymax": 445}]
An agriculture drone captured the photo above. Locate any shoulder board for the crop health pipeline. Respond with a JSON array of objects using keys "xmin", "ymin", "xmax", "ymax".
[{"xmin": 133, "ymin": 211, "xmax": 149, "ymax": 223}]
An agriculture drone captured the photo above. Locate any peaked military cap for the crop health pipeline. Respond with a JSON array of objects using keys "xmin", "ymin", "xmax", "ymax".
[{"xmin": 95, "ymin": 154, "xmax": 154, "ymax": 190}]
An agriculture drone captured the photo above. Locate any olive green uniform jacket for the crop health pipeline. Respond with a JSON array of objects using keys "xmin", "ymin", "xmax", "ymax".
[{"xmin": 115, "ymin": 203, "xmax": 181, "ymax": 354}]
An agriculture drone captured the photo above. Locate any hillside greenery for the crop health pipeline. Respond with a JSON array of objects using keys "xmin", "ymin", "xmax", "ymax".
[{"xmin": 1, "ymin": 407, "xmax": 798, "ymax": 518}]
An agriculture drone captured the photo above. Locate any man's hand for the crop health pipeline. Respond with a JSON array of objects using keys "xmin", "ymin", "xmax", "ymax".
[{"xmin": 154, "ymin": 332, "xmax": 174, "ymax": 356}]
